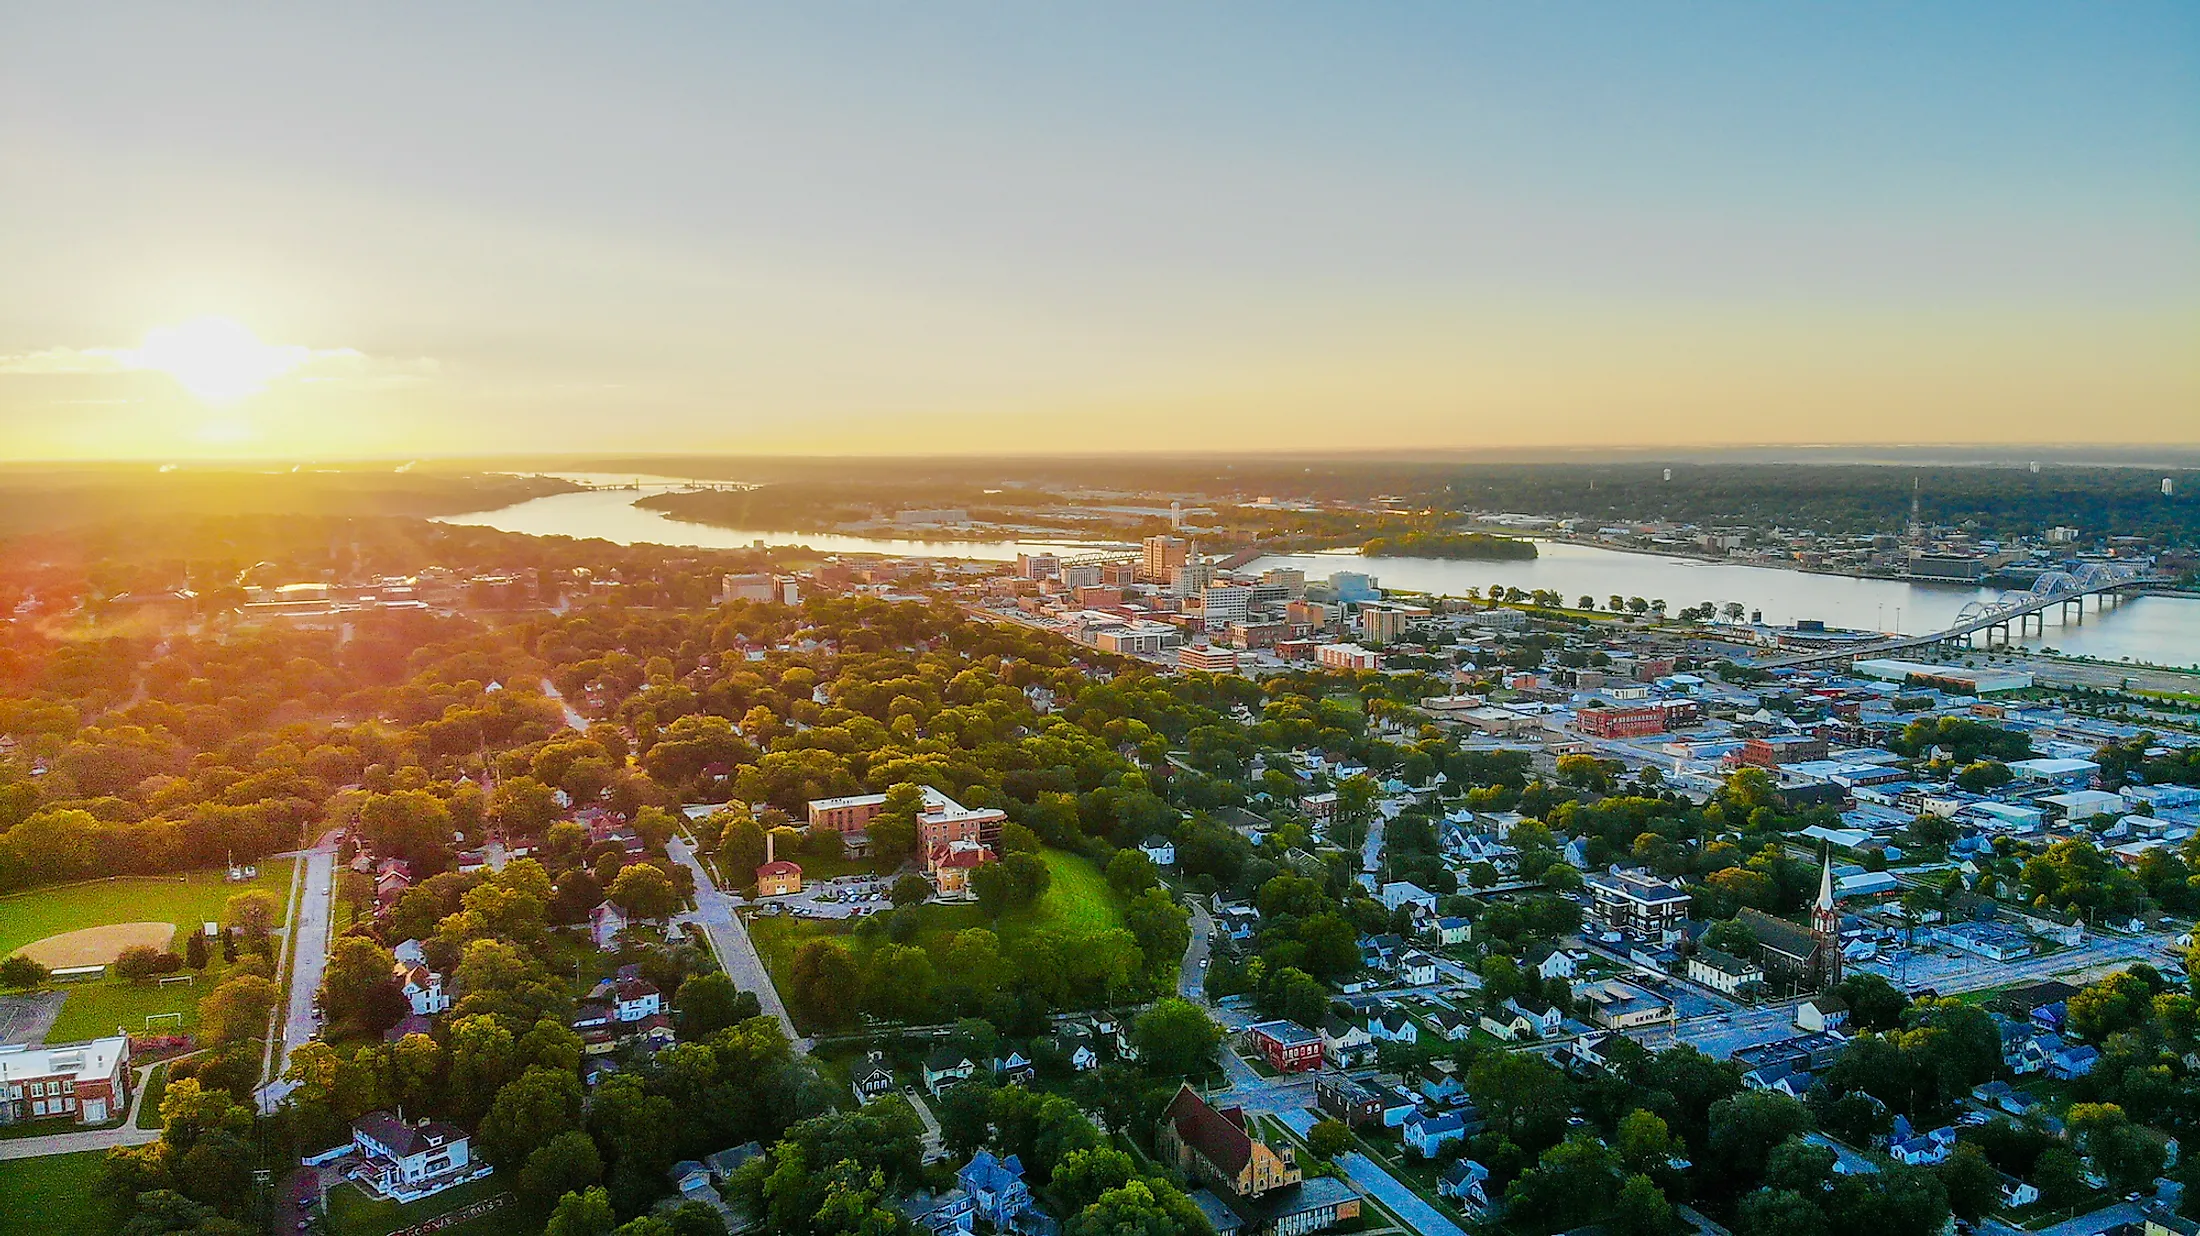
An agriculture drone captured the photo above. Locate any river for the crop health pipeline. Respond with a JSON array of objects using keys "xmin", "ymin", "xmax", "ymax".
[
  {"xmin": 434, "ymin": 478, "xmax": 2200, "ymax": 669},
  {"xmin": 1249, "ymin": 543, "xmax": 2200, "ymax": 668},
  {"xmin": 429, "ymin": 473, "xmax": 1108, "ymax": 561}
]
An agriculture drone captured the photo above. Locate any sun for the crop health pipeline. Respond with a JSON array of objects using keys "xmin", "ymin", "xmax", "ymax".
[{"xmin": 119, "ymin": 316, "xmax": 312, "ymax": 403}]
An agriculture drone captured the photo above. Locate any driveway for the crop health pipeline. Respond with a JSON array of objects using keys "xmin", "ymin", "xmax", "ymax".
[
  {"xmin": 666, "ymin": 836, "xmax": 804, "ymax": 1049},
  {"xmin": 259, "ymin": 829, "xmax": 339, "ymax": 1112}
]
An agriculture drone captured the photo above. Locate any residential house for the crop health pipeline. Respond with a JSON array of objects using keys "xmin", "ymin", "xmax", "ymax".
[
  {"xmin": 757, "ymin": 860, "xmax": 803, "ymax": 897},
  {"xmin": 853, "ymin": 1052, "xmax": 896, "ymax": 1102},
  {"xmin": 1397, "ymin": 951, "xmax": 1437, "ymax": 986},
  {"xmin": 1379, "ymin": 882, "xmax": 1438, "ymax": 917},
  {"xmin": 1480, "ymin": 1009, "xmax": 1538, "ymax": 1042},
  {"xmin": 1416, "ymin": 1064, "xmax": 1465, "ymax": 1105},
  {"xmin": 1421, "ymin": 1008, "xmax": 1473, "ymax": 1042},
  {"xmin": 1796, "ymin": 994, "xmax": 1850, "ymax": 1033},
  {"xmin": 958, "ymin": 1152, "xmax": 1035, "ymax": 1228},
  {"xmin": 1321, "ymin": 1015, "xmax": 1374, "ymax": 1068},
  {"xmin": 1524, "ymin": 943, "xmax": 1580, "ymax": 983},
  {"xmin": 1432, "ymin": 917, "xmax": 1472, "ymax": 947},
  {"xmin": 1438, "ymin": 1160, "xmax": 1494, "ymax": 1215},
  {"xmin": 1687, "ymin": 949, "xmax": 1765, "ymax": 997},
  {"xmin": 2050, "ymin": 1044, "xmax": 2100, "ymax": 1080},
  {"xmin": 396, "ymin": 963, "xmax": 451, "ymax": 1020},
  {"xmin": 589, "ymin": 900, "xmax": 628, "ymax": 950},
  {"xmin": 610, "ymin": 979, "xmax": 663, "ymax": 1023},
  {"xmin": 924, "ymin": 1049, "xmax": 980, "ymax": 1095},
  {"xmin": 994, "ymin": 1050, "xmax": 1037, "ymax": 1086},
  {"xmin": 897, "ymin": 1188, "xmax": 977, "ymax": 1236},
  {"xmin": 349, "ymin": 1112, "xmax": 482, "ymax": 1202},
  {"xmin": 1139, "ymin": 836, "xmax": 1177, "ymax": 868},
  {"xmin": 1886, "ymin": 1116, "xmax": 1957, "ymax": 1166},
  {"xmin": 1403, "ymin": 1110, "xmax": 1467, "ymax": 1159},
  {"xmin": 1053, "ymin": 1025, "xmax": 1099, "ymax": 1072},
  {"xmin": 1501, "ymin": 997, "xmax": 1564, "ymax": 1037},
  {"xmin": 1367, "ymin": 1010, "xmax": 1418, "ymax": 1045}
]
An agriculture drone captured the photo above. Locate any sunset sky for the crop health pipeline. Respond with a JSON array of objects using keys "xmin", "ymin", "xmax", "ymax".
[{"xmin": 2, "ymin": 4, "xmax": 2194, "ymax": 460}]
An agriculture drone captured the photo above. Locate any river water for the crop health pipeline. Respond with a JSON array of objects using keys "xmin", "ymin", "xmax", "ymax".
[
  {"xmin": 430, "ymin": 474, "xmax": 1108, "ymax": 562},
  {"xmin": 1248, "ymin": 543, "xmax": 2200, "ymax": 668},
  {"xmin": 435, "ymin": 479, "xmax": 2200, "ymax": 669}
]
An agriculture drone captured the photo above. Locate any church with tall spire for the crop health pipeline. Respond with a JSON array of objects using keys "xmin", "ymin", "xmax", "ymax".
[{"xmin": 1733, "ymin": 847, "xmax": 1844, "ymax": 995}]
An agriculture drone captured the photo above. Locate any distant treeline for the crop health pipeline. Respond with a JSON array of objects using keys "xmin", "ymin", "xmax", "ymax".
[
  {"xmin": 590, "ymin": 455, "xmax": 2199, "ymax": 545},
  {"xmin": 1361, "ymin": 530, "xmax": 1538, "ymax": 560}
]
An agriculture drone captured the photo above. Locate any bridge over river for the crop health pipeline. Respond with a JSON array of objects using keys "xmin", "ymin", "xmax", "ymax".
[{"xmin": 1749, "ymin": 563, "xmax": 2176, "ymax": 671}]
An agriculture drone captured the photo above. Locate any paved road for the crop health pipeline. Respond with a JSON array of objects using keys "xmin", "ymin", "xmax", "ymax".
[
  {"xmin": 1179, "ymin": 901, "xmax": 1213, "ymax": 1001},
  {"xmin": 260, "ymin": 830, "xmax": 339, "ymax": 1111},
  {"xmin": 0, "ymin": 1064, "xmax": 161, "ymax": 1160},
  {"xmin": 542, "ymin": 677, "xmax": 589, "ymax": 732},
  {"xmin": 666, "ymin": 836, "xmax": 804, "ymax": 1049},
  {"xmin": 0, "ymin": 991, "xmax": 65, "ymax": 1046},
  {"xmin": 1275, "ymin": 1108, "xmax": 1467, "ymax": 1236}
]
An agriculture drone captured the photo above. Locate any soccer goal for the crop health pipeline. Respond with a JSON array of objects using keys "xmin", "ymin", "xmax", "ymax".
[
  {"xmin": 157, "ymin": 974, "xmax": 195, "ymax": 987},
  {"xmin": 145, "ymin": 1012, "xmax": 184, "ymax": 1030}
]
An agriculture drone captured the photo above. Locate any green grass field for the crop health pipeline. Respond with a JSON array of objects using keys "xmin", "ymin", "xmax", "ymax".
[
  {"xmin": 135, "ymin": 1063, "xmax": 170, "ymax": 1129},
  {"xmin": 751, "ymin": 848, "xmax": 1128, "ymax": 1016},
  {"xmin": 0, "ymin": 1151, "xmax": 127, "ymax": 1236},
  {"xmin": 325, "ymin": 1178, "xmax": 528, "ymax": 1236},
  {"xmin": 0, "ymin": 860, "xmax": 298, "ymax": 958}
]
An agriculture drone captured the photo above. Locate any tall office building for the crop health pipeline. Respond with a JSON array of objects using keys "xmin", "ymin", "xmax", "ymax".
[{"xmin": 1142, "ymin": 535, "xmax": 1191, "ymax": 583}]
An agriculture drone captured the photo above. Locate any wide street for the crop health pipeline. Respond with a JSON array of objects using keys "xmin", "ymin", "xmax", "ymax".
[
  {"xmin": 666, "ymin": 835, "xmax": 804, "ymax": 1049},
  {"xmin": 258, "ymin": 828, "xmax": 340, "ymax": 1112}
]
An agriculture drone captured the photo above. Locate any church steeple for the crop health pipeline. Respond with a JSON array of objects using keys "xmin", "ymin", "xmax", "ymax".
[{"xmin": 1811, "ymin": 847, "xmax": 1842, "ymax": 990}]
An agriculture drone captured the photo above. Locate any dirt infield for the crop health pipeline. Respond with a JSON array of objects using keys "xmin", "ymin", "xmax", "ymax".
[{"xmin": 18, "ymin": 922, "xmax": 177, "ymax": 968}]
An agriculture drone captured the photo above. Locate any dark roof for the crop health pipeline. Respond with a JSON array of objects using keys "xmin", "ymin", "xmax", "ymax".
[
  {"xmin": 1737, "ymin": 908, "xmax": 1820, "ymax": 962},
  {"xmin": 1163, "ymin": 1084, "xmax": 1254, "ymax": 1176},
  {"xmin": 354, "ymin": 1111, "xmax": 468, "ymax": 1159}
]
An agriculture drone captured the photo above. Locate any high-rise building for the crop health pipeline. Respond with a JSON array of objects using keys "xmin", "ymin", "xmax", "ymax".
[
  {"xmin": 1260, "ymin": 567, "xmax": 1307, "ymax": 598},
  {"xmin": 1169, "ymin": 558, "xmax": 1215, "ymax": 596},
  {"xmin": 1142, "ymin": 536, "xmax": 1191, "ymax": 584}
]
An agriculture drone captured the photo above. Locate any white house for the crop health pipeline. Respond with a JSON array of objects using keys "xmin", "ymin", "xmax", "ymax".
[
  {"xmin": 1138, "ymin": 836, "xmax": 1177, "ymax": 868},
  {"xmin": 349, "ymin": 1112, "xmax": 484, "ymax": 1201},
  {"xmin": 589, "ymin": 901, "xmax": 628, "ymax": 950},
  {"xmin": 1438, "ymin": 1160, "xmax": 1493, "ymax": 1215},
  {"xmin": 611, "ymin": 979, "xmax": 663, "ymax": 1023},
  {"xmin": 1432, "ymin": 917, "xmax": 1472, "ymax": 947},
  {"xmin": 1524, "ymin": 944, "xmax": 1580, "ymax": 982},
  {"xmin": 1368, "ymin": 1010, "xmax": 1418, "ymax": 1045},
  {"xmin": 395, "ymin": 963, "xmax": 451, "ymax": 1016},
  {"xmin": 1322, "ymin": 1015, "xmax": 1374, "ymax": 1068},
  {"xmin": 1403, "ymin": 1111, "xmax": 1467, "ymax": 1159},
  {"xmin": 1379, "ymin": 882, "xmax": 1438, "ymax": 916},
  {"xmin": 1796, "ymin": 995, "xmax": 1849, "ymax": 1034},
  {"xmin": 1501, "ymin": 998, "xmax": 1564, "ymax": 1036},
  {"xmin": 1398, "ymin": 951, "xmax": 1438, "ymax": 986},
  {"xmin": 1686, "ymin": 949, "xmax": 1763, "ymax": 997}
]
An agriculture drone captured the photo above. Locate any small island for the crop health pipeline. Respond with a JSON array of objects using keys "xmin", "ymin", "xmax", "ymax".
[{"xmin": 1361, "ymin": 530, "xmax": 1539, "ymax": 560}]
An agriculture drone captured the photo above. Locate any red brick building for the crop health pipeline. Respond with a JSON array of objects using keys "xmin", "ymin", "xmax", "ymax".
[
  {"xmin": 1243, "ymin": 1021, "xmax": 1324, "ymax": 1073},
  {"xmin": 0, "ymin": 1037, "xmax": 132, "ymax": 1125}
]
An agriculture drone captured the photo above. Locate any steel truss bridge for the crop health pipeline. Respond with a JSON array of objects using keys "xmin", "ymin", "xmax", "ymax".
[{"xmin": 1749, "ymin": 562, "xmax": 2173, "ymax": 670}]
